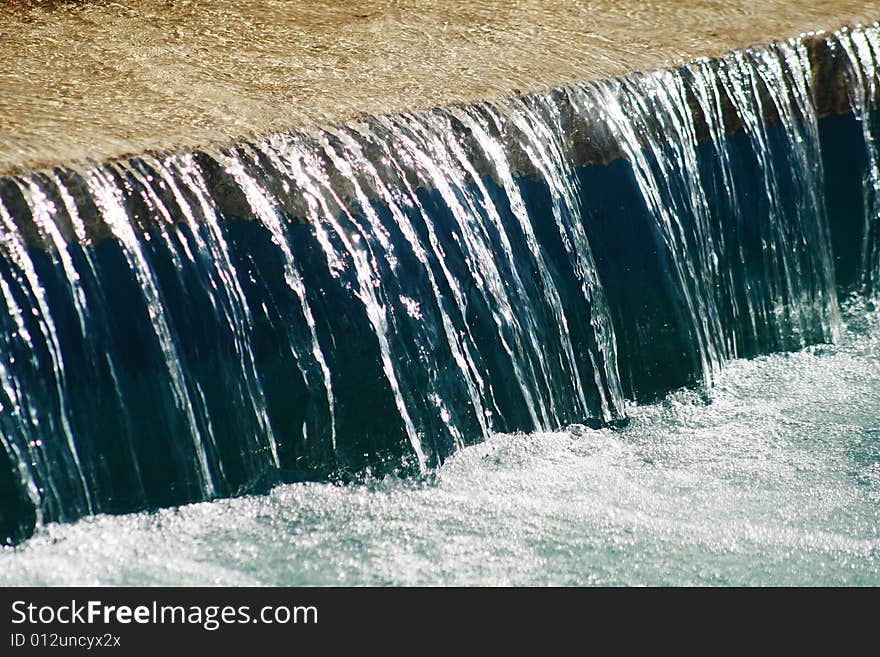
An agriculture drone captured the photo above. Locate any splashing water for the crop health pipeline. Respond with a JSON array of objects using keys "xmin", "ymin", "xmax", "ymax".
[{"xmin": 1, "ymin": 298, "xmax": 877, "ymax": 586}]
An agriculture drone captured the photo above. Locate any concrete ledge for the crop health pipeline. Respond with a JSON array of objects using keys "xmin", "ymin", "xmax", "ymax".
[
  {"xmin": 0, "ymin": 23, "xmax": 877, "ymax": 248},
  {"xmin": 1, "ymin": 0, "xmax": 879, "ymax": 175}
]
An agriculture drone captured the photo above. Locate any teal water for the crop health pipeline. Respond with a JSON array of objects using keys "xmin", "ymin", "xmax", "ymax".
[{"xmin": 2, "ymin": 300, "xmax": 877, "ymax": 586}]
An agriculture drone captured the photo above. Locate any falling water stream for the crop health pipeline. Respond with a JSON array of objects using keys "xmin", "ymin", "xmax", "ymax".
[{"xmin": 0, "ymin": 26, "xmax": 878, "ymax": 583}]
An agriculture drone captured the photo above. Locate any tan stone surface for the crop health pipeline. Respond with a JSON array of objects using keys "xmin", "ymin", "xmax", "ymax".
[{"xmin": 1, "ymin": 0, "xmax": 877, "ymax": 173}]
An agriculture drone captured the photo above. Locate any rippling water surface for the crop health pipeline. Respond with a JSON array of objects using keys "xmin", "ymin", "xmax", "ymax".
[{"xmin": 2, "ymin": 302, "xmax": 877, "ymax": 586}]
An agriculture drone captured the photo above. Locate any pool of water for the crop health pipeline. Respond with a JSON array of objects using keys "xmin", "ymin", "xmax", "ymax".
[{"xmin": 1, "ymin": 301, "xmax": 878, "ymax": 586}]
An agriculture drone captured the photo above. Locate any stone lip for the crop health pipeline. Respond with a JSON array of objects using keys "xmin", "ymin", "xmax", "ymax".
[
  {"xmin": 1, "ymin": 0, "xmax": 879, "ymax": 176},
  {"xmin": 0, "ymin": 23, "xmax": 875, "ymax": 248}
]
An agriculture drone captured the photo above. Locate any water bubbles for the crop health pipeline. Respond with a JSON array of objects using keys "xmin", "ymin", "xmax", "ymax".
[{"xmin": 399, "ymin": 295, "xmax": 422, "ymax": 319}]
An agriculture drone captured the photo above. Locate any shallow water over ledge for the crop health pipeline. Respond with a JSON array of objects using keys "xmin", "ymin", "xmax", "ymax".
[
  {"xmin": 2, "ymin": 300, "xmax": 877, "ymax": 587},
  {"xmin": 3, "ymin": 0, "xmax": 878, "ymax": 174}
]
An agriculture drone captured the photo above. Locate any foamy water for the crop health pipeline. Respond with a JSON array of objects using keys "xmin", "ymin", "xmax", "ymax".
[{"xmin": 2, "ymin": 301, "xmax": 876, "ymax": 586}]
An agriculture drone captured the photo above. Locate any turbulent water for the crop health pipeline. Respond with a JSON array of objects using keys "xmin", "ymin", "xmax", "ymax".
[
  {"xmin": 1, "ymin": 300, "xmax": 877, "ymax": 586},
  {"xmin": 0, "ymin": 24, "xmax": 878, "ymax": 555}
]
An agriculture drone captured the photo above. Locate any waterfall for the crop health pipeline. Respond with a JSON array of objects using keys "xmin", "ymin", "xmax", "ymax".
[
  {"xmin": 835, "ymin": 27, "xmax": 880, "ymax": 296},
  {"xmin": 577, "ymin": 38, "xmax": 841, "ymax": 392},
  {"xmin": 0, "ymin": 25, "xmax": 877, "ymax": 544}
]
